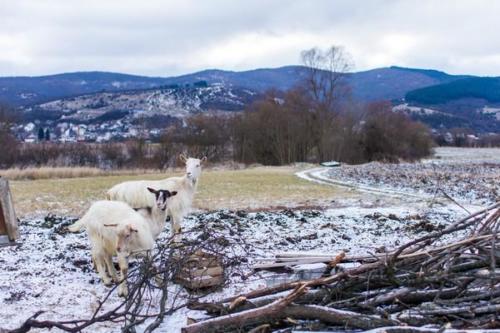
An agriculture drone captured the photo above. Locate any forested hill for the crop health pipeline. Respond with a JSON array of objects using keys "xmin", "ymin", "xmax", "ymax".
[
  {"xmin": 0, "ymin": 65, "xmax": 468, "ymax": 107},
  {"xmin": 406, "ymin": 77, "xmax": 500, "ymax": 104}
]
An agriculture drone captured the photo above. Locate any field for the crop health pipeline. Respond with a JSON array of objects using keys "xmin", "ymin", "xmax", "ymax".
[
  {"xmin": 8, "ymin": 147, "xmax": 499, "ymax": 218},
  {"xmin": 1, "ymin": 147, "xmax": 499, "ymax": 332},
  {"xmin": 9, "ymin": 165, "xmax": 356, "ymax": 217}
]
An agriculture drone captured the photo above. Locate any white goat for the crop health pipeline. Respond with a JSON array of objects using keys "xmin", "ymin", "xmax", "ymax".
[
  {"xmin": 68, "ymin": 188, "xmax": 177, "ymax": 297},
  {"xmin": 107, "ymin": 154, "xmax": 206, "ymax": 235}
]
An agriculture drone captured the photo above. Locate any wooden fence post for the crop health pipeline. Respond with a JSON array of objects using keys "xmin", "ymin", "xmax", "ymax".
[{"xmin": 0, "ymin": 177, "xmax": 19, "ymax": 244}]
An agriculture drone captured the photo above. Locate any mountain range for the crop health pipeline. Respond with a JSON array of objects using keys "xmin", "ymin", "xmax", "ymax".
[{"xmin": 1, "ymin": 66, "xmax": 499, "ymax": 133}]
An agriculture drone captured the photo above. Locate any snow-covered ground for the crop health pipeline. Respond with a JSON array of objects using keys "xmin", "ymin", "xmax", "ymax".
[
  {"xmin": 0, "ymin": 204, "xmax": 471, "ymax": 332},
  {"xmin": 393, "ymin": 103, "xmax": 440, "ymax": 115},
  {"xmin": 431, "ymin": 147, "xmax": 500, "ymax": 164},
  {"xmin": 36, "ymin": 85, "xmax": 252, "ymax": 121},
  {"xmin": 299, "ymin": 147, "xmax": 499, "ymax": 206},
  {"xmin": 1, "ymin": 147, "xmax": 498, "ymax": 332}
]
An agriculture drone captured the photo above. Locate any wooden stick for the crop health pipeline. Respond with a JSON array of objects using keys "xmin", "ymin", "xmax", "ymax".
[
  {"xmin": 419, "ymin": 303, "xmax": 500, "ymax": 316},
  {"xmin": 253, "ymin": 258, "xmax": 330, "ymax": 269},
  {"xmin": 361, "ymin": 326, "xmax": 500, "ymax": 333},
  {"xmin": 276, "ymin": 252, "xmax": 338, "ymax": 258},
  {"xmin": 256, "ymin": 256, "xmax": 337, "ymax": 262}
]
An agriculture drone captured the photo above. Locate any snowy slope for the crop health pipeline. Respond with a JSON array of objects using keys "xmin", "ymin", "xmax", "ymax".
[{"xmin": 26, "ymin": 85, "xmax": 258, "ymax": 122}]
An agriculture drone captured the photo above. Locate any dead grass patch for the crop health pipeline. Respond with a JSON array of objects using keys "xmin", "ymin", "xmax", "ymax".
[
  {"xmin": 0, "ymin": 167, "xmax": 158, "ymax": 180},
  {"xmin": 9, "ymin": 166, "xmax": 357, "ymax": 217}
]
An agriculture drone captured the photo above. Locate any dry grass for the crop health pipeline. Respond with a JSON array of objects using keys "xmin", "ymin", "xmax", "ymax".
[
  {"xmin": 0, "ymin": 167, "xmax": 157, "ymax": 180},
  {"xmin": 9, "ymin": 166, "xmax": 357, "ymax": 217}
]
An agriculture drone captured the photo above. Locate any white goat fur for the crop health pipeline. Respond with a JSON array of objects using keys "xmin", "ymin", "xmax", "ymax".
[
  {"xmin": 107, "ymin": 156, "xmax": 205, "ymax": 234},
  {"xmin": 68, "ymin": 200, "xmax": 156, "ymax": 297}
]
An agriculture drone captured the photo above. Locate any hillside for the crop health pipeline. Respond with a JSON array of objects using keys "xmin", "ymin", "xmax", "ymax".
[
  {"xmin": 3, "ymin": 66, "xmax": 500, "ymax": 135},
  {"xmin": 0, "ymin": 72, "xmax": 173, "ymax": 106},
  {"xmin": 159, "ymin": 66, "xmax": 306, "ymax": 92},
  {"xmin": 348, "ymin": 66, "xmax": 466, "ymax": 101},
  {"xmin": 22, "ymin": 65, "xmax": 467, "ymax": 122},
  {"xmin": 397, "ymin": 77, "xmax": 500, "ymax": 132},
  {"xmin": 405, "ymin": 77, "xmax": 500, "ymax": 104},
  {"xmin": 25, "ymin": 85, "xmax": 257, "ymax": 122},
  {"xmin": 0, "ymin": 65, "xmax": 467, "ymax": 107}
]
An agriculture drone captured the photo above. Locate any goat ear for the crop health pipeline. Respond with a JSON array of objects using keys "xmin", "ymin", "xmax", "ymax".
[
  {"xmin": 147, "ymin": 187, "xmax": 157, "ymax": 194},
  {"xmin": 179, "ymin": 154, "xmax": 187, "ymax": 163},
  {"xmin": 169, "ymin": 191, "xmax": 178, "ymax": 197},
  {"xmin": 201, "ymin": 156, "xmax": 207, "ymax": 164}
]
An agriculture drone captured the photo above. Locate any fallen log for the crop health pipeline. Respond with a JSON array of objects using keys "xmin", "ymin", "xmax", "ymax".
[
  {"xmin": 189, "ymin": 288, "xmax": 332, "ymax": 315},
  {"xmin": 253, "ymin": 259, "xmax": 326, "ymax": 270},
  {"xmin": 419, "ymin": 303, "xmax": 500, "ymax": 316},
  {"xmin": 184, "ymin": 298, "xmax": 399, "ymax": 332},
  {"xmin": 359, "ymin": 286, "xmax": 468, "ymax": 308},
  {"xmin": 257, "ymin": 256, "xmax": 337, "ymax": 262},
  {"xmin": 276, "ymin": 252, "xmax": 382, "ymax": 263},
  {"xmin": 283, "ymin": 304, "xmax": 400, "ymax": 329},
  {"xmin": 182, "ymin": 284, "xmax": 308, "ymax": 333},
  {"xmin": 362, "ymin": 327, "xmax": 500, "ymax": 333},
  {"xmin": 185, "ymin": 301, "xmax": 399, "ymax": 333}
]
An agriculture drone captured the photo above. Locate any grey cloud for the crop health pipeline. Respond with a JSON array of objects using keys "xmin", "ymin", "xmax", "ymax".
[{"xmin": 0, "ymin": 0, "xmax": 499, "ymax": 76}]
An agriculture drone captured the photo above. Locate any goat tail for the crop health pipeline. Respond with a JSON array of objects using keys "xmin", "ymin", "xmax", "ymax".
[{"xmin": 67, "ymin": 218, "xmax": 86, "ymax": 233}]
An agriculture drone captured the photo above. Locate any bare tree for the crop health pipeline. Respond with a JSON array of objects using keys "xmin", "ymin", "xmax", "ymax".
[
  {"xmin": 300, "ymin": 46, "xmax": 352, "ymax": 113},
  {"xmin": 299, "ymin": 46, "xmax": 353, "ymax": 162}
]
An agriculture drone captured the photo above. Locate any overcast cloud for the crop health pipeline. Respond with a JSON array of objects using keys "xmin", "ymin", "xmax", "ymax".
[{"xmin": 1, "ymin": 0, "xmax": 499, "ymax": 77}]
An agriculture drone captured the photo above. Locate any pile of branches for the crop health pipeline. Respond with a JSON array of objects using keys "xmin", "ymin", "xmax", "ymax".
[
  {"xmin": 8, "ymin": 222, "xmax": 251, "ymax": 333},
  {"xmin": 186, "ymin": 203, "xmax": 500, "ymax": 333}
]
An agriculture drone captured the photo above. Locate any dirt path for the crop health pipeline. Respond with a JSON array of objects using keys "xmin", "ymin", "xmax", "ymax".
[{"xmin": 296, "ymin": 166, "xmax": 432, "ymax": 201}]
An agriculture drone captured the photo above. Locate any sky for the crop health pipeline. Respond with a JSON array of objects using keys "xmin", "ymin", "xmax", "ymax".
[{"xmin": 1, "ymin": 0, "xmax": 500, "ymax": 77}]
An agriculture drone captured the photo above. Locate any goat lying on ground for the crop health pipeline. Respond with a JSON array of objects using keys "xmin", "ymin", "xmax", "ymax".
[
  {"xmin": 107, "ymin": 154, "xmax": 206, "ymax": 236},
  {"xmin": 68, "ymin": 188, "xmax": 177, "ymax": 297}
]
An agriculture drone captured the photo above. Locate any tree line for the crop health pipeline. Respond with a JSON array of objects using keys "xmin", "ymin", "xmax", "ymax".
[{"xmin": 0, "ymin": 101, "xmax": 434, "ymax": 170}]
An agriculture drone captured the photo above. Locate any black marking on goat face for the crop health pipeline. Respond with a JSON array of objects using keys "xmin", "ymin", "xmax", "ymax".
[
  {"xmin": 156, "ymin": 190, "xmax": 177, "ymax": 200},
  {"xmin": 148, "ymin": 188, "xmax": 177, "ymax": 211}
]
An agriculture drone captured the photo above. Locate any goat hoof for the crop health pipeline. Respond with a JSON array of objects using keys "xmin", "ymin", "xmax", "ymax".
[{"xmin": 102, "ymin": 277, "xmax": 113, "ymax": 286}]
